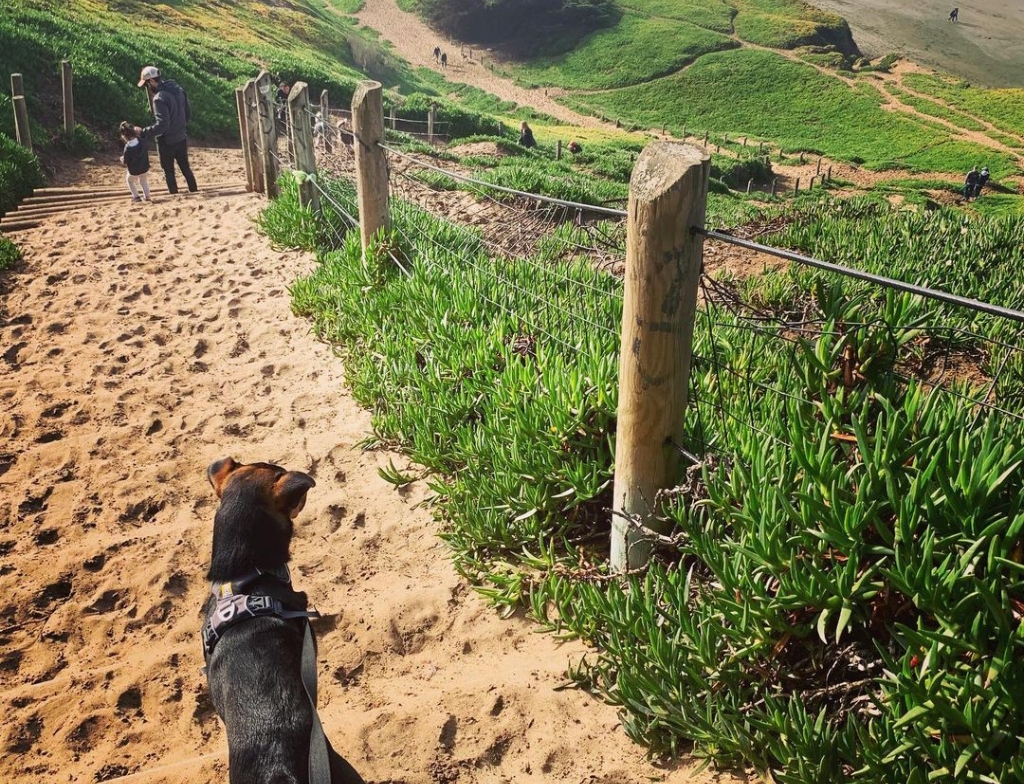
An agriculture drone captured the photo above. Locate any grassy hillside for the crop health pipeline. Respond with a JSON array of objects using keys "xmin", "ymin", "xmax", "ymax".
[
  {"xmin": 0, "ymin": 0, "xmax": 434, "ymax": 142},
  {"xmin": 456, "ymin": 0, "xmax": 1024, "ymax": 181}
]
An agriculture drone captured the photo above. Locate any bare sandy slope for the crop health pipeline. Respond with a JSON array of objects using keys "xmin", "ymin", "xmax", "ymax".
[
  {"xmin": 0, "ymin": 146, "xmax": 737, "ymax": 784},
  {"xmin": 812, "ymin": 0, "xmax": 1024, "ymax": 88}
]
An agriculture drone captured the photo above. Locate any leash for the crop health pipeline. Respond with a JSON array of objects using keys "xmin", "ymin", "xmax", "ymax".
[{"xmin": 300, "ymin": 620, "xmax": 332, "ymax": 784}]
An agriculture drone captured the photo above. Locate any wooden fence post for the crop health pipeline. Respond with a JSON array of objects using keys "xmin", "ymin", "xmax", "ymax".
[
  {"xmin": 556, "ymin": 140, "xmax": 562, "ymax": 160},
  {"xmin": 794, "ymin": 177, "xmax": 800, "ymax": 194},
  {"xmin": 389, "ymin": 105, "xmax": 396, "ymax": 131},
  {"xmin": 61, "ymin": 60, "xmax": 74, "ymax": 135},
  {"xmin": 816, "ymin": 157, "xmax": 822, "ymax": 175},
  {"xmin": 771, "ymin": 177, "xmax": 778, "ymax": 197},
  {"xmin": 243, "ymin": 79, "xmax": 264, "ymax": 194},
  {"xmin": 255, "ymin": 71, "xmax": 279, "ymax": 198},
  {"xmin": 288, "ymin": 82, "xmax": 319, "ymax": 212},
  {"xmin": 827, "ymin": 166, "xmax": 832, "ymax": 182},
  {"xmin": 235, "ymin": 87, "xmax": 254, "ymax": 192},
  {"xmin": 10, "ymin": 74, "xmax": 31, "ymax": 150},
  {"xmin": 746, "ymin": 178, "xmax": 753, "ymax": 193},
  {"xmin": 320, "ymin": 89, "xmax": 332, "ymax": 154},
  {"xmin": 428, "ymin": 103, "xmax": 436, "ymax": 143},
  {"xmin": 611, "ymin": 142, "xmax": 710, "ymax": 572},
  {"xmin": 352, "ymin": 80, "xmax": 390, "ymax": 254}
]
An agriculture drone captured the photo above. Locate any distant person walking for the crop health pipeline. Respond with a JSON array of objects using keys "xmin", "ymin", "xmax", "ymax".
[
  {"xmin": 440, "ymin": 51, "xmax": 448, "ymax": 70},
  {"xmin": 949, "ymin": 7, "xmax": 959, "ymax": 22},
  {"xmin": 118, "ymin": 121, "xmax": 151, "ymax": 202},
  {"xmin": 518, "ymin": 121, "xmax": 536, "ymax": 149},
  {"xmin": 433, "ymin": 45, "xmax": 441, "ymax": 63},
  {"xmin": 963, "ymin": 165, "xmax": 980, "ymax": 200},
  {"xmin": 135, "ymin": 65, "xmax": 198, "ymax": 195}
]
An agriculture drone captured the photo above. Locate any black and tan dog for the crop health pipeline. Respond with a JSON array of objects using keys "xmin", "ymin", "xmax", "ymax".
[{"xmin": 203, "ymin": 457, "xmax": 365, "ymax": 784}]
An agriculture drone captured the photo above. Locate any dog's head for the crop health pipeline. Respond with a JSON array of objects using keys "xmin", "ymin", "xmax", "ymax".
[{"xmin": 206, "ymin": 458, "xmax": 316, "ymax": 581}]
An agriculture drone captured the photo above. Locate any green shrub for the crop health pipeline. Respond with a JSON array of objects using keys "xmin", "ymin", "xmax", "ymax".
[
  {"xmin": 0, "ymin": 132, "xmax": 44, "ymax": 217},
  {"xmin": 0, "ymin": 236, "xmax": 21, "ymax": 270}
]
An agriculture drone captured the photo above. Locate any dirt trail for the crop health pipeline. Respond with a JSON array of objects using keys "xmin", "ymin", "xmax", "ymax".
[
  {"xmin": 0, "ymin": 147, "xmax": 738, "ymax": 783},
  {"xmin": 354, "ymin": 0, "xmax": 611, "ymax": 129}
]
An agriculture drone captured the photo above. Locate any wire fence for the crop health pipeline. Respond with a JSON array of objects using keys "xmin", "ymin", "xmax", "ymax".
[{"xmin": 271, "ymin": 104, "xmax": 1024, "ymax": 497}]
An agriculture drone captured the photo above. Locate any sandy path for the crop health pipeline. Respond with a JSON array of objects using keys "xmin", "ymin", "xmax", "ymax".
[
  {"xmin": 0, "ymin": 146, "xmax": 733, "ymax": 783},
  {"xmin": 354, "ymin": 0, "xmax": 610, "ymax": 129}
]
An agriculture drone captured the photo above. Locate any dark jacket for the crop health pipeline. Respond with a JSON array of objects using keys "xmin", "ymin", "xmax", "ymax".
[
  {"xmin": 519, "ymin": 127, "xmax": 536, "ymax": 148},
  {"xmin": 142, "ymin": 79, "xmax": 191, "ymax": 144},
  {"xmin": 122, "ymin": 138, "xmax": 150, "ymax": 176}
]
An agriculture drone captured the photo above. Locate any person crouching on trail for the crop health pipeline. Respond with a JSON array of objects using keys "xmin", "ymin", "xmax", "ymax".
[{"xmin": 134, "ymin": 65, "xmax": 198, "ymax": 195}]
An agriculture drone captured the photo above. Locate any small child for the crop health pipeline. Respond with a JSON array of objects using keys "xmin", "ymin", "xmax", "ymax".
[{"xmin": 119, "ymin": 121, "xmax": 151, "ymax": 202}]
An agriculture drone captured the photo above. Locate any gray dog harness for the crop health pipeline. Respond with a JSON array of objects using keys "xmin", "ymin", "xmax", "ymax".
[
  {"xmin": 201, "ymin": 565, "xmax": 333, "ymax": 784},
  {"xmin": 201, "ymin": 565, "xmax": 319, "ymax": 660}
]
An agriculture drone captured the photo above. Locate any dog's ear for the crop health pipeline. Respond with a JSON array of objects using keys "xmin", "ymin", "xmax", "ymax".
[
  {"xmin": 273, "ymin": 471, "xmax": 316, "ymax": 519},
  {"xmin": 208, "ymin": 457, "xmax": 240, "ymax": 498}
]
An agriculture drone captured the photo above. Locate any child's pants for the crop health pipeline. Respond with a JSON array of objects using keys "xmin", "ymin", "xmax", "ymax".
[{"xmin": 127, "ymin": 172, "xmax": 151, "ymax": 200}]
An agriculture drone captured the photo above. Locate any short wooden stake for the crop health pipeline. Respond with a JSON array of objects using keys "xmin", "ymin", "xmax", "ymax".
[
  {"xmin": 816, "ymin": 157, "xmax": 822, "ymax": 175},
  {"xmin": 320, "ymin": 89, "xmax": 333, "ymax": 154},
  {"xmin": 352, "ymin": 80, "xmax": 390, "ymax": 255},
  {"xmin": 12, "ymin": 94, "xmax": 31, "ymax": 150},
  {"xmin": 389, "ymin": 105, "xmax": 396, "ymax": 131},
  {"xmin": 827, "ymin": 166, "xmax": 832, "ymax": 182},
  {"xmin": 771, "ymin": 177, "xmax": 778, "ymax": 197},
  {"xmin": 556, "ymin": 140, "xmax": 562, "ymax": 160},
  {"xmin": 288, "ymin": 82, "xmax": 319, "ymax": 212},
  {"xmin": 746, "ymin": 178, "xmax": 753, "ymax": 193},
  {"xmin": 611, "ymin": 142, "xmax": 710, "ymax": 571},
  {"xmin": 61, "ymin": 60, "xmax": 74, "ymax": 135},
  {"xmin": 427, "ymin": 103, "xmax": 436, "ymax": 143},
  {"xmin": 794, "ymin": 177, "xmax": 800, "ymax": 194}
]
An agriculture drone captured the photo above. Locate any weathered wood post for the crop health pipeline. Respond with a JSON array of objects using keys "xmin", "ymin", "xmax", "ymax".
[
  {"xmin": 746, "ymin": 178, "xmax": 753, "ymax": 193},
  {"xmin": 352, "ymin": 80, "xmax": 390, "ymax": 255},
  {"xmin": 809, "ymin": 175, "xmax": 816, "ymax": 191},
  {"xmin": 611, "ymin": 142, "xmax": 710, "ymax": 572},
  {"xmin": 61, "ymin": 60, "xmax": 74, "ymax": 135},
  {"xmin": 427, "ymin": 103, "xmax": 436, "ymax": 143},
  {"xmin": 255, "ymin": 71, "xmax": 279, "ymax": 198},
  {"xmin": 243, "ymin": 79, "xmax": 264, "ymax": 194},
  {"xmin": 288, "ymin": 82, "xmax": 319, "ymax": 212},
  {"xmin": 816, "ymin": 157, "xmax": 822, "ymax": 175},
  {"xmin": 10, "ymin": 74, "xmax": 31, "ymax": 150},
  {"xmin": 235, "ymin": 87, "xmax": 254, "ymax": 192},
  {"xmin": 771, "ymin": 177, "xmax": 778, "ymax": 197},
  {"xmin": 389, "ymin": 105, "xmax": 396, "ymax": 131},
  {"xmin": 827, "ymin": 166, "xmax": 832, "ymax": 182},
  {"xmin": 556, "ymin": 140, "xmax": 562, "ymax": 160},
  {"xmin": 794, "ymin": 177, "xmax": 800, "ymax": 194},
  {"xmin": 703, "ymin": 131, "xmax": 709, "ymax": 145},
  {"xmin": 319, "ymin": 89, "xmax": 333, "ymax": 154}
]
